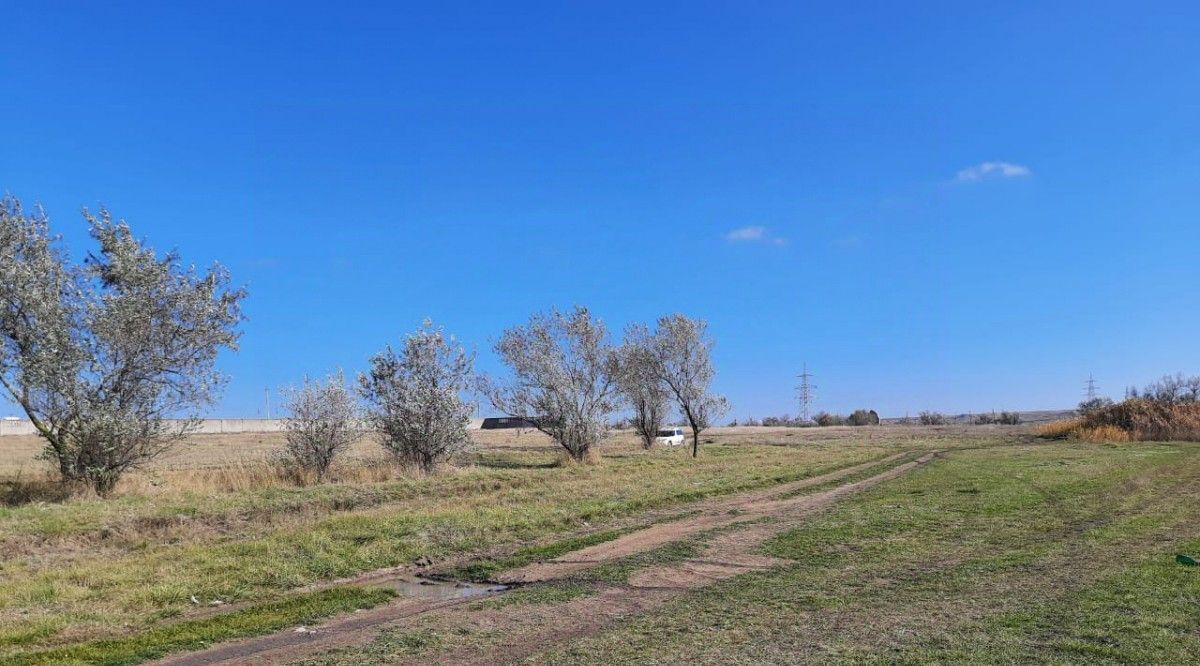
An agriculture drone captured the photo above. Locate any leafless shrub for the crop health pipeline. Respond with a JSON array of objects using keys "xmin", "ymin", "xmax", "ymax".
[
  {"xmin": 1137, "ymin": 373, "xmax": 1200, "ymax": 404},
  {"xmin": 0, "ymin": 197, "xmax": 244, "ymax": 495},
  {"xmin": 813, "ymin": 412, "xmax": 844, "ymax": 427},
  {"xmin": 1078, "ymin": 397, "xmax": 1115, "ymax": 416},
  {"xmin": 651, "ymin": 314, "xmax": 728, "ymax": 457},
  {"xmin": 918, "ymin": 411, "xmax": 947, "ymax": 426},
  {"xmin": 360, "ymin": 320, "xmax": 475, "ymax": 473},
  {"xmin": 997, "ymin": 411, "xmax": 1020, "ymax": 425},
  {"xmin": 976, "ymin": 411, "xmax": 1022, "ymax": 425},
  {"xmin": 481, "ymin": 306, "xmax": 620, "ymax": 462},
  {"xmin": 616, "ymin": 323, "xmax": 672, "ymax": 449},
  {"xmin": 280, "ymin": 370, "xmax": 366, "ymax": 482}
]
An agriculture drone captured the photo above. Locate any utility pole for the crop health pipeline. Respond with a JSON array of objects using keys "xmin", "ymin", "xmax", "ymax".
[
  {"xmin": 796, "ymin": 363, "xmax": 816, "ymax": 422},
  {"xmin": 1084, "ymin": 375, "xmax": 1099, "ymax": 401},
  {"xmin": 264, "ymin": 387, "xmax": 271, "ymax": 419}
]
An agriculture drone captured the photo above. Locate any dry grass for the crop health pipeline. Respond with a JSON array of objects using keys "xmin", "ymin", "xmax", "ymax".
[
  {"xmin": 1036, "ymin": 419, "xmax": 1131, "ymax": 443},
  {"xmin": 1, "ymin": 429, "xmax": 930, "ymax": 659},
  {"xmin": 116, "ymin": 456, "xmax": 427, "ymax": 496},
  {"xmin": 0, "ymin": 425, "xmax": 1024, "ymax": 500},
  {"xmin": 553, "ymin": 448, "xmax": 605, "ymax": 467},
  {"xmin": 1034, "ymin": 418, "xmax": 1081, "ymax": 439},
  {"xmin": 1038, "ymin": 400, "xmax": 1200, "ymax": 443},
  {"xmin": 1075, "ymin": 424, "xmax": 1132, "ymax": 442}
]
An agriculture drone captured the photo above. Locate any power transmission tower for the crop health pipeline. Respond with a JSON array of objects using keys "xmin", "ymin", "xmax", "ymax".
[
  {"xmin": 264, "ymin": 387, "xmax": 272, "ymax": 419},
  {"xmin": 1084, "ymin": 375, "xmax": 1099, "ymax": 401},
  {"xmin": 796, "ymin": 363, "xmax": 816, "ymax": 422}
]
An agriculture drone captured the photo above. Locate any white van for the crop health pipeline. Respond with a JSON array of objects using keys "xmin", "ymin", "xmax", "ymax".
[{"xmin": 655, "ymin": 427, "xmax": 685, "ymax": 446}]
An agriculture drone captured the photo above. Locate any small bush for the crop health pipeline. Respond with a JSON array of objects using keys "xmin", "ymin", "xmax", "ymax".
[
  {"xmin": 361, "ymin": 320, "xmax": 475, "ymax": 473},
  {"xmin": 918, "ymin": 411, "xmax": 947, "ymax": 426},
  {"xmin": 813, "ymin": 412, "xmax": 844, "ymax": 427},
  {"xmin": 846, "ymin": 409, "xmax": 879, "ymax": 426},
  {"xmin": 280, "ymin": 370, "xmax": 366, "ymax": 483}
]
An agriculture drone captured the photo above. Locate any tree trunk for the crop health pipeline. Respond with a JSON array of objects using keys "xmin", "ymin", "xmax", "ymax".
[{"xmin": 691, "ymin": 428, "xmax": 699, "ymax": 457}]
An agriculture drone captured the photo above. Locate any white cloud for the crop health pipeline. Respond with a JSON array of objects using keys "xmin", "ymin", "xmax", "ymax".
[
  {"xmin": 725, "ymin": 225, "xmax": 766, "ymax": 241},
  {"xmin": 724, "ymin": 225, "xmax": 786, "ymax": 245},
  {"xmin": 955, "ymin": 161, "xmax": 1032, "ymax": 182}
]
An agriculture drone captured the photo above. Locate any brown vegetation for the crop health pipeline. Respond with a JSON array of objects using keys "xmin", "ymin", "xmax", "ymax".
[{"xmin": 1037, "ymin": 398, "xmax": 1200, "ymax": 442}]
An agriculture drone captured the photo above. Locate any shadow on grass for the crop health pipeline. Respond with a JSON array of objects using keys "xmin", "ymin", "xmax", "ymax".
[
  {"xmin": 471, "ymin": 458, "xmax": 559, "ymax": 470},
  {"xmin": 0, "ymin": 471, "xmax": 76, "ymax": 506}
]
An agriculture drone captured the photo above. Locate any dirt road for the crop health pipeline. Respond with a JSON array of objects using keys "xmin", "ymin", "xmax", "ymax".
[{"xmin": 155, "ymin": 451, "xmax": 939, "ymax": 665}]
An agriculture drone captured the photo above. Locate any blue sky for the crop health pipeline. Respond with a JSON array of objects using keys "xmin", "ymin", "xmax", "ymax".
[{"xmin": 2, "ymin": 1, "xmax": 1198, "ymax": 418}]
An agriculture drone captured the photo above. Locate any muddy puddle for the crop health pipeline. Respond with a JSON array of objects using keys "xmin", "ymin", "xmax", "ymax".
[{"xmin": 377, "ymin": 576, "xmax": 509, "ymax": 601}]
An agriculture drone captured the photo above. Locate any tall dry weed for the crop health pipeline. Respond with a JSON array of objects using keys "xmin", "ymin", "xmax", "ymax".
[{"xmin": 1038, "ymin": 399, "xmax": 1200, "ymax": 443}]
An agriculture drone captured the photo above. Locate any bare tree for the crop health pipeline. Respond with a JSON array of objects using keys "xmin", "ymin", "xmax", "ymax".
[
  {"xmin": 280, "ymin": 370, "xmax": 365, "ymax": 482},
  {"xmin": 359, "ymin": 320, "xmax": 474, "ymax": 473},
  {"xmin": 1141, "ymin": 373, "xmax": 1200, "ymax": 404},
  {"xmin": 617, "ymin": 323, "xmax": 672, "ymax": 449},
  {"xmin": 651, "ymin": 314, "xmax": 728, "ymax": 457},
  {"xmin": 481, "ymin": 306, "xmax": 620, "ymax": 462},
  {"xmin": 0, "ymin": 198, "xmax": 244, "ymax": 494}
]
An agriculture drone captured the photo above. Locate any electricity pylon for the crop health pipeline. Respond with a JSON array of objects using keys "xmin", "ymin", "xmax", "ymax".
[{"xmin": 796, "ymin": 363, "xmax": 816, "ymax": 422}]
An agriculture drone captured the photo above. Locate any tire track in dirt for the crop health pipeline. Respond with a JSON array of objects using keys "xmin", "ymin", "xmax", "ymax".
[
  {"xmin": 500, "ymin": 451, "xmax": 930, "ymax": 585},
  {"xmin": 154, "ymin": 451, "xmax": 939, "ymax": 665}
]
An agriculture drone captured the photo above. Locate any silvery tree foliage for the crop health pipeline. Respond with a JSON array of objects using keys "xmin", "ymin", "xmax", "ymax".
[
  {"xmin": 0, "ymin": 197, "xmax": 244, "ymax": 494},
  {"xmin": 652, "ymin": 314, "xmax": 728, "ymax": 457},
  {"xmin": 359, "ymin": 320, "xmax": 474, "ymax": 473},
  {"xmin": 281, "ymin": 369, "xmax": 366, "ymax": 482},
  {"xmin": 616, "ymin": 322, "xmax": 672, "ymax": 449},
  {"xmin": 483, "ymin": 306, "xmax": 621, "ymax": 461}
]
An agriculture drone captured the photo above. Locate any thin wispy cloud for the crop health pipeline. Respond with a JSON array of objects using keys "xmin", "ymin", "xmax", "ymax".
[
  {"xmin": 724, "ymin": 225, "xmax": 786, "ymax": 245},
  {"xmin": 955, "ymin": 161, "xmax": 1032, "ymax": 182}
]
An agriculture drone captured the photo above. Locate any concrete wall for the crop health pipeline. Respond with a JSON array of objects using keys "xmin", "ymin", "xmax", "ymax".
[
  {"xmin": 0, "ymin": 417, "xmax": 487, "ymax": 436},
  {"xmin": 0, "ymin": 419, "xmax": 37, "ymax": 437},
  {"xmin": 192, "ymin": 419, "xmax": 285, "ymax": 434},
  {"xmin": 0, "ymin": 418, "xmax": 285, "ymax": 437}
]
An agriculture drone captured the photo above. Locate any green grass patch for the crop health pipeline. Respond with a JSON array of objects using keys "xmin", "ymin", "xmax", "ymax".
[
  {"xmin": 446, "ymin": 526, "xmax": 638, "ymax": 582},
  {"xmin": 7, "ymin": 586, "xmax": 393, "ymax": 666},
  {"xmin": 471, "ymin": 581, "xmax": 598, "ymax": 609},
  {"xmin": 525, "ymin": 442, "xmax": 1200, "ymax": 664}
]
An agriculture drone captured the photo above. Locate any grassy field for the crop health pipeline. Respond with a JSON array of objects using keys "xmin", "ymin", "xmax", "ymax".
[
  {"xmin": 5, "ymin": 426, "xmax": 1198, "ymax": 664},
  {"xmin": 527, "ymin": 440, "xmax": 1200, "ymax": 665},
  {"xmin": 0, "ymin": 425, "xmax": 955, "ymax": 663}
]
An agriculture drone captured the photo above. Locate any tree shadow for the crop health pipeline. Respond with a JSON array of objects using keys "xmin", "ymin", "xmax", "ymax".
[
  {"xmin": 472, "ymin": 458, "xmax": 559, "ymax": 470},
  {"xmin": 1, "ymin": 472, "xmax": 75, "ymax": 506}
]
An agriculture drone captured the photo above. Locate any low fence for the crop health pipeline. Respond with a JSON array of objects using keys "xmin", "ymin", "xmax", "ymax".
[{"xmin": 0, "ymin": 417, "xmax": 487, "ymax": 436}]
